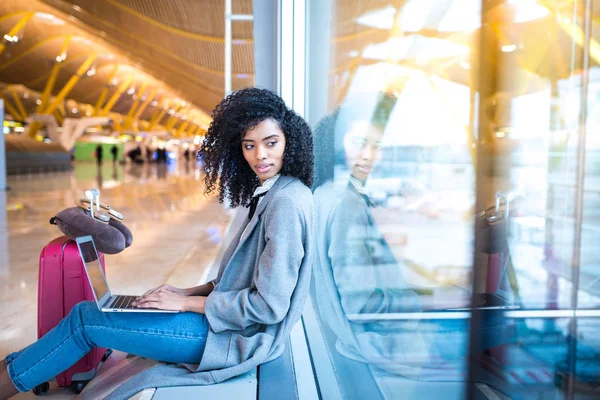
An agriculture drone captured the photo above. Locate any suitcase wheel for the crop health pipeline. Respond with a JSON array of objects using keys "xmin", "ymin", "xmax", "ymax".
[
  {"xmin": 72, "ymin": 381, "xmax": 88, "ymax": 393},
  {"xmin": 102, "ymin": 348, "xmax": 113, "ymax": 362},
  {"xmin": 32, "ymin": 382, "xmax": 50, "ymax": 395}
]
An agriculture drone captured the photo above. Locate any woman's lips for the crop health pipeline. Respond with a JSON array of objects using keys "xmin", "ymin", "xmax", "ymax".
[
  {"xmin": 256, "ymin": 164, "xmax": 272, "ymax": 173},
  {"xmin": 356, "ymin": 164, "xmax": 373, "ymax": 174}
]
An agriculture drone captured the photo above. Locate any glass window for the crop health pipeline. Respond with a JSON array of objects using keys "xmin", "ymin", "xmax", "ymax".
[{"xmin": 305, "ymin": 1, "xmax": 600, "ymax": 398}]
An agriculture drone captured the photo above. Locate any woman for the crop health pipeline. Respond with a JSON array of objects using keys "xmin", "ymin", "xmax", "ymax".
[
  {"xmin": 312, "ymin": 91, "xmax": 502, "ymax": 382},
  {"xmin": 311, "ymin": 92, "xmax": 433, "ymax": 378},
  {"xmin": 0, "ymin": 88, "xmax": 314, "ymax": 399}
]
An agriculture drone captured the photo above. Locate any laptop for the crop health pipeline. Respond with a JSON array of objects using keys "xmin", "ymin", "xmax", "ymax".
[{"xmin": 76, "ymin": 236, "xmax": 178, "ymax": 313}]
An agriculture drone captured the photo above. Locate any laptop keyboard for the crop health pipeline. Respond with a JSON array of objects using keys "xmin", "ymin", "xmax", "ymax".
[{"xmin": 107, "ymin": 295, "xmax": 138, "ymax": 309}]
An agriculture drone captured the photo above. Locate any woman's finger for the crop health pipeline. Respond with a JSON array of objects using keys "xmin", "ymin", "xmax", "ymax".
[
  {"xmin": 141, "ymin": 286, "xmax": 159, "ymax": 297},
  {"xmin": 132, "ymin": 293, "xmax": 150, "ymax": 305},
  {"xmin": 137, "ymin": 301, "xmax": 159, "ymax": 309},
  {"xmin": 135, "ymin": 295, "xmax": 159, "ymax": 306},
  {"xmin": 133, "ymin": 294, "xmax": 157, "ymax": 306},
  {"xmin": 139, "ymin": 284, "xmax": 168, "ymax": 300},
  {"xmin": 138, "ymin": 293, "xmax": 159, "ymax": 304}
]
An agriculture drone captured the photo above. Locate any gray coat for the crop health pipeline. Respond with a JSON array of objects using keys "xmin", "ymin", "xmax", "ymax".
[
  {"xmin": 106, "ymin": 176, "xmax": 314, "ymax": 399},
  {"xmin": 312, "ymin": 181, "xmax": 427, "ymax": 376}
]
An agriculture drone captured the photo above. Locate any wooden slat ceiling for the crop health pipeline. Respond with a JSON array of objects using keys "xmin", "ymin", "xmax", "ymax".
[
  {"xmin": 4, "ymin": 0, "xmax": 584, "ymax": 130},
  {"xmin": 0, "ymin": 0, "xmax": 255, "ymax": 129},
  {"xmin": 328, "ymin": 0, "xmax": 598, "ymax": 105}
]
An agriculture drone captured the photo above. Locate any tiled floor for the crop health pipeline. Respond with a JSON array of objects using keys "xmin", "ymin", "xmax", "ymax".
[{"xmin": 0, "ymin": 161, "xmax": 232, "ymax": 398}]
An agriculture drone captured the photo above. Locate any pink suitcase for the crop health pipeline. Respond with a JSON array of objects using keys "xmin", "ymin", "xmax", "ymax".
[{"xmin": 35, "ymin": 235, "xmax": 111, "ymax": 394}]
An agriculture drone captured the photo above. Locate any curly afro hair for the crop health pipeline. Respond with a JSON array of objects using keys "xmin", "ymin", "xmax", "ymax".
[
  {"xmin": 312, "ymin": 91, "xmax": 398, "ymax": 191},
  {"xmin": 200, "ymin": 87, "xmax": 313, "ymax": 207}
]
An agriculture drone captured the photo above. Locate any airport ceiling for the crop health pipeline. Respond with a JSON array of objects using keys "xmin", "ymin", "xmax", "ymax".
[
  {"xmin": 0, "ymin": 0, "xmax": 255, "ymax": 135},
  {"xmin": 0, "ymin": 0, "xmax": 596, "ymax": 137}
]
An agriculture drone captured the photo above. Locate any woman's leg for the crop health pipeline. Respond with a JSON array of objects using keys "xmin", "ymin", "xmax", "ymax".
[
  {"xmin": 0, "ymin": 363, "xmax": 18, "ymax": 399},
  {"xmin": 4, "ymin": 301, "xmax": 209, "ymax": 394}
]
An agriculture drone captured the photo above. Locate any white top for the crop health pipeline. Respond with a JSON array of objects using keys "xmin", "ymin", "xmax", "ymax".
[
  {"xmin": 348, "ymin": 175, "xmax": 370, "ymax": 197},
  {"xmin": 252, "ymin": 174, "xmax": 281, "ymax": 200},
  {"xmin": 241, "ymin": 174, "xmax": 282, "ymax": 237}
]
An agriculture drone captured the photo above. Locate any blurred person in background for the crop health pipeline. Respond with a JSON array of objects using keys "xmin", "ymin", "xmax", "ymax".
[
  {"xmin": 95, "ymin": 144, "xmax": 103, "ymax": 167},
  {"xmin": 111, "ymin": 144, "xmax": 118, "ymax": 165}
]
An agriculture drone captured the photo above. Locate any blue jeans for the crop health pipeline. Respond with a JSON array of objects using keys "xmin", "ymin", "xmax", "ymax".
[{"xmin": 5, "ymin": 301, "xmax": 209, "ymax": 392}]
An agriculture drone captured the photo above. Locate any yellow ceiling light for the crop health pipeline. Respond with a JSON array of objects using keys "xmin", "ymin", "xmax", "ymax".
[
  {"xmin": 501, "ymin": 44, "xmax": 517, "ymax": 53},
  {"xmin": 86, "ymin": 64, "xmax": 96, "ymax": 77},
  {"xmin": 3, "ymin": 34, "xmax": 18, "ymax": 44},
  {"xmin": 357, "ymin": 0, "xmax": 550, "ymax": 34},
  {"xmin": 97, "ymin": 53, "xmax": 115, "ymax": 60},
  {"xmin": 35, "ymin": 13, "xmax": 65, "ymax": 26},
  {"xmin": 71, "ymin": 36, "xmax": 94, "ymax": 45},
  {"xmin": 508, "ymin": 0, "xmax": 550, "ymax": 23}
]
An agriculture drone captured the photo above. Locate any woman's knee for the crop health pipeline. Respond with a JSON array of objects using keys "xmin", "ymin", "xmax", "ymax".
[
  {"xmin": 68, "ymin": 301, "xmax": 98, "ymax": 328},
  {"xmin": 71, "ymin": 301, "xmax": 97, "ymax": 314},
  {"xmin": 67, "ymin": 301, "xmax": 100, "ymax": 346}
]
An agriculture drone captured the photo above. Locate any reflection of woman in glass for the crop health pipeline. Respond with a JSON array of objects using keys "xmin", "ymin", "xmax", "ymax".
[
  {"xmin": 0, "ymin": 88, "xmax": 314, "ymax": 399},
  {"xmin": 312, "ymin": 92, "xmax": 434, "ymax": 377}
]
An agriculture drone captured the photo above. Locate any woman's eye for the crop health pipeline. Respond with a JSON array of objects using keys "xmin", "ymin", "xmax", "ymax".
[
  {"xmin": 267, "ymin": 141, "xmax": 277, "ymax": 147},
  {"xmin": 352, "ymin": 138, "xmax": 366, "ymax": 146},
  {"xmin": 244, "ymin": 145, "xmax": 254, "ymax": 150}
]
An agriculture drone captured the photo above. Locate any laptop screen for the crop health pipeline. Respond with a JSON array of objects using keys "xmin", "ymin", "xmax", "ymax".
[{"xmin": 78, "ymin": 238, "xmax": 109, "ymax": 302}]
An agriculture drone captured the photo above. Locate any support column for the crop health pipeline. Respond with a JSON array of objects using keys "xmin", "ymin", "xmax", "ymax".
[
  {"xmin": 253, "ymin": 0, "xmax": 278, "ymax": 91},
  {"xmin": 94, "ymin": 64, "xmax": 119, "ymax": 115},
  {"xmin": 306, "ymin": 0, "xmax": 332, "ymax": 126},
  {"xmin": 125, "ymin": 82, "xmax": 147, "ymax": 128},
  {"xmin": 149, "ymin": 109, "xmax": 166, "ymax": 130},
  {"xmin": 0, "ymin": 12, "xmax": 34, "ymax": 56},
  {"xmin": 9, "ymin": 87, "xmax": 27, "ymax": 120},
  {"xmin": 467, "ymin": 1, "xmax": 505, "ymax": 398},
  {"xmin": 0, "ymin": 96, "xmax": 22, "ymax": 121},
  {"xmin": 132, "ymin": 88, "xmax": 157, "ymax": 121},
  {"xmin": 38, "ymin": 36, "xmax": 71, "ymax": 113},
  {"xmin": 566, "ymin": 1, "xmax": 593, "ymax": 396},
  {"xmin": 0, "ymin": 100, "xmax": 6, "ymax": 278},
  {"xmin": 278, "ymin": 0, "xmax": 307, "ymax": 115},
  {"xmin": 28, "ymin": 53, "xmax": 98, "ymax": 138},
  {"xmin": 44, "ymin": 53, "xmax": 98, "ymax": 115},
  {"xmin": 225, "ymin": 0, "xmax": 253, "ymax": 96},
  {"xmin": 100, "ymin": 74, "xmax": 133, "ymax": 116},
  {"xmin": 225, "ymin": 0, "xmax": 232, "ymax": 96},
  {"xmin": 0, "ymin": 100, "xmax": 6, "ymax": 191}
]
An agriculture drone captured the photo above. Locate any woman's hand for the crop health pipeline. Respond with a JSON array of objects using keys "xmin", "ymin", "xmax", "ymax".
[
  {"xmin": 132, "ymin": 289, "xmax": 189, "ymax": 311},
  {"xmin": 138, "ymin": 284, "xmax": 190, "ymax": 298},
  {"xmin": 132, "ymin": 284, "xmax": 190, "ymax": 311}
]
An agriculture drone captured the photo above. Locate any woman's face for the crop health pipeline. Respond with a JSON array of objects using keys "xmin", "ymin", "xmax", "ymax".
[
  {"xmin": 242, "ymin": 118, "xmax": 287, "ymax": 184},
  {"xmin": 343, "ymin": 121, "xmax": 383, "ymax": 182}
]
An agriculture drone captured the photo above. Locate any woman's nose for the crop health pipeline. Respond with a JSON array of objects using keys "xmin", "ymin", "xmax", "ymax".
[
  {"xmin": 361, "ymin": 144, "xmax": 376, "ymax": 160},
  {"xmin": 257, "ymin": 146, "xmax": 267, "ymax": 159}
]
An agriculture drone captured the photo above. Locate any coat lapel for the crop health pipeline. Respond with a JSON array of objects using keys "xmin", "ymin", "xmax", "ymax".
[{"xmin": 236, "ymin": 175, "xmax": 293, "ymax": 248}]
